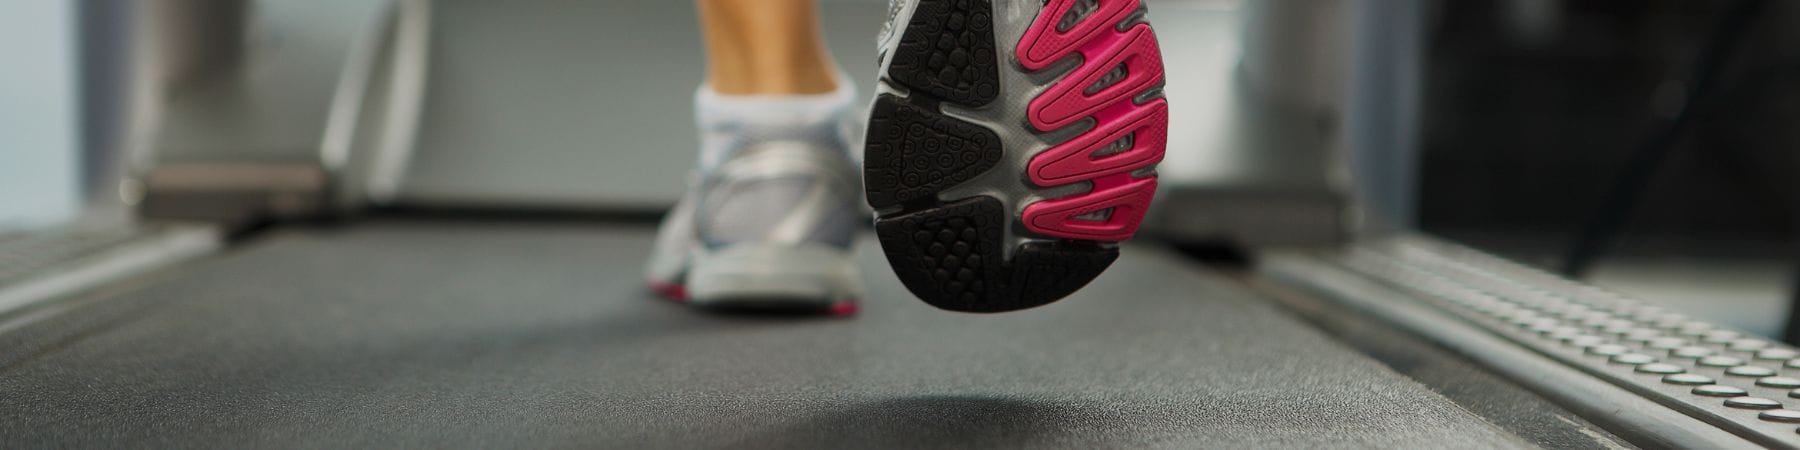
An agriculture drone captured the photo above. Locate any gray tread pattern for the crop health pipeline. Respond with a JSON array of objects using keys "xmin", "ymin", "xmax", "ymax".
[{"xmin": 0, "ymin": 222, "xmax": 1526, "ymax": 448}]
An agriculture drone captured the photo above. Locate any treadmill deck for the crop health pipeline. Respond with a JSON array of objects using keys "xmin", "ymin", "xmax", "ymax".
[{"xmin": 0, "ymin": 221, "xmax": 1529, "ymax": 448}]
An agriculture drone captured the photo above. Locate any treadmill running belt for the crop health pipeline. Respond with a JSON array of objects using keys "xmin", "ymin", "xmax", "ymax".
[{"xmin": 0, "ymin": 221, "xmax": 1528, "ymax": 448}]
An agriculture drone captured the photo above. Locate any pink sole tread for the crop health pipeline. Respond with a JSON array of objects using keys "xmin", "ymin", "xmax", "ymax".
[{"xmin": 1015, "ymin": 0, "xmax": 1166, "ymax": 243}]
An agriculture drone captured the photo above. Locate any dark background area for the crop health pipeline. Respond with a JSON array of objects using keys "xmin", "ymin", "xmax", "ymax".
[{"xmin": 1418, "ymin": 0, "xmax": 1800, "ymax": 258}]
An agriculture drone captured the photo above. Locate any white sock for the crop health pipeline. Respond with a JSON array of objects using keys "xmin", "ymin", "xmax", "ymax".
[{"xmin": 693, "ymin": 73, "xmax": 858, "ymax": 171}]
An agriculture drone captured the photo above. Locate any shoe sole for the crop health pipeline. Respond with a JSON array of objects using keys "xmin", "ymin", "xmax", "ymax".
[
  {"xmin": 660, "ymin": 242, "xmax": 863, "ymax": 316},
  {"xmin": 866, "ymin": 0, "xmax": 1167, "ymax": 312},
  {"xmin": 649, "ymin": 280, "xmax": 858, "ymax": 317}
]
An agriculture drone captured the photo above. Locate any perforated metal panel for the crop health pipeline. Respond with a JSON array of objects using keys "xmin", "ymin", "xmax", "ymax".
[{"xmin": 1269, "ymin": 235, "xmax": 1798, "ymax": 448}]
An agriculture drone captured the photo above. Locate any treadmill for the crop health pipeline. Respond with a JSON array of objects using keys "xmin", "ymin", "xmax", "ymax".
[{"xmin": 1, "ymin": 1, "xmax": 1793, "ymax": 448}]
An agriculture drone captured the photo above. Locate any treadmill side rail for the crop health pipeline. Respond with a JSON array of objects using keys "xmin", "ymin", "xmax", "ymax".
[
  {"xmin": 1265, "ymin": 236, "xmax": 1779, "ymax": 449},
  {"xmin": 0, "ymin": 223, "xmax": 220, "ymax": 321}
]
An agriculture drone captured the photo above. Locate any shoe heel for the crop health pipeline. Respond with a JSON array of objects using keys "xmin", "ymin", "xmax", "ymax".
[{"xmin": 687, "ymin": 243, "xmax": 863, "ymax": 308}]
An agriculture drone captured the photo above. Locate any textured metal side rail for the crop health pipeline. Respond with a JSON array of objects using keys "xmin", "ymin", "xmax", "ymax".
[
  {"xmin": 0, "ymin": 223, "xmax": 220, "ymax": 319},
  {"xmin": 0, "ymin": 225, "xmax": 141, "ymax": 283},
  {"xmin": 1264, "ymin": 252, "xmax": 1755, "ymax": 448},
  {"xmin": 1313, "ymin": 235, "xmax": 1800, "ymax": 448}
]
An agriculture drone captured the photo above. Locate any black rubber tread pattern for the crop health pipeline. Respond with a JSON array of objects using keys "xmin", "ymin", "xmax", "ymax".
[
  {"xmin": 888, "ymin": 0, "xmax": 1000, "ymax": 106},
  {"xmin": 863, "ymin": 94, "xmax": 1002, "ymax": 209},
  {"xmin": 874, "ymin": 197, "xmax": 1118, "ymax": 313},
  {"xmin": 871, "ymin": 0, "xmax": 1117, "ymax": 312}
]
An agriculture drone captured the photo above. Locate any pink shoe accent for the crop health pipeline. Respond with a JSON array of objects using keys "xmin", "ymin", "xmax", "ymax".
[
  {"xmin": 1016, "ymin": 0, "xmax": 1142, "ymax": 71},
  {"xmin": 1021, "ymin": 176, "xmax": 1156, "ymax": 241},
  {"xmin": 827, "ymin": 300, "xmax": 859, "ymax": 317},
  {"xmin": 1017, "ymin": 2, "xmax": 1167, "ymax": 243},
  {"xmin": 647, "ymin": 280, "xmax": 689, "ymax": 303},
  {"xmin": 1026, "ymin": 25, "xmax": 1164, "ymax": 131},
  {"xmin": 1027, "ymin": 99, "xmax": 1167, "ymax": 186}
]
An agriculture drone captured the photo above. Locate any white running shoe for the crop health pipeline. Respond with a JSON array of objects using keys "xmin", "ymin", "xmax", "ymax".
[{"xmin": 645, "ymin": 82, "xmax": 866, "ymax": 315}]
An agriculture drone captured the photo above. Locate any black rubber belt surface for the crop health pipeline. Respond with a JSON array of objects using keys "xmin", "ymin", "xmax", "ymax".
[{"xmin": 0, "ymin": 221, "xmax": 1528, "ymax": 448}]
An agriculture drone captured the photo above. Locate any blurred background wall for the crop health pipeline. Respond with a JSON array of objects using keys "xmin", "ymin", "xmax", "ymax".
[{"xmin": 0, "ymin": 2, "xmax": 80, "ymax": 227}]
